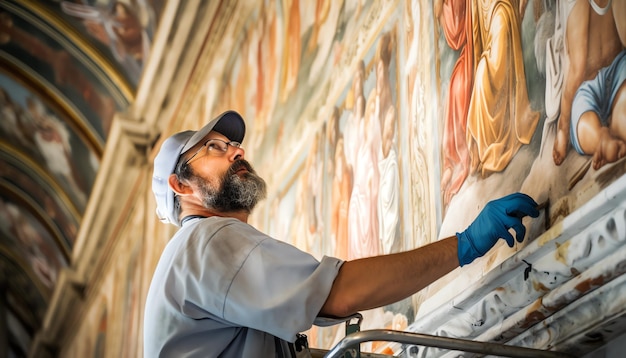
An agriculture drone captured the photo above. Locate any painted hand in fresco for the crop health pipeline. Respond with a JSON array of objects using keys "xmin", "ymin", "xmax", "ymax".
[{"xmin": 457, "ymin": 193, "xmax": 540, "ymax": 266}]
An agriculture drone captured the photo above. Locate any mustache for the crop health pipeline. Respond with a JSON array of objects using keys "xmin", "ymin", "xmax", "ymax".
[{"xmin": 228, "ymin": 159, "xmax": 255, "ymax": 175}]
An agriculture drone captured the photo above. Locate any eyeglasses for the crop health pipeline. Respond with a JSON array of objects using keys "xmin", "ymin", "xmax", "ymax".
[{"xmin": 183, "ymin": 138, "xmax": 241, "ymax": 166}]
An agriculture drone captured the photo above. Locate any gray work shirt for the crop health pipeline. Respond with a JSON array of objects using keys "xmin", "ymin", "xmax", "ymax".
[{"xmin": 143, "ymin": 216, "xmax": 344, "ymax": 357}]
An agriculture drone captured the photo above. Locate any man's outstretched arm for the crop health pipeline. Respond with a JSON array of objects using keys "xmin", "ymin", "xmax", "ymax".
[
  {"xmin": 320, "ymin": 192, "xmax": 540, "ymax": 318},
  {"xmin": 320, "ymin": 235, "xmax": 459, "ymax": 317}
]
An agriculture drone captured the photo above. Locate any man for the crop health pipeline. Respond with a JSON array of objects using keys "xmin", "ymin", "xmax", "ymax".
[{"xmin": 144, "ymin": 110, "xmax": 540, "ymax": 357}]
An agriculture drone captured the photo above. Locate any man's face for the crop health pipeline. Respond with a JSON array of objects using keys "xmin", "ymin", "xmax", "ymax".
[{"xmin": 189, "ymin": 154, "xmax": 267, "ymax": 213}]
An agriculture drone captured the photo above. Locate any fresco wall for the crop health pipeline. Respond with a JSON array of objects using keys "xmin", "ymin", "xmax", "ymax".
[
  {"xmin": 195, "ymin": 0, "xmax": 626, "ymax": 353},
  {"xmin": 50, "ymin": 0, "xmax": 626, "ymax": 356},
  {"xmin": 0, "ymin": 1, "xmax": 165, "ymax": 352}
]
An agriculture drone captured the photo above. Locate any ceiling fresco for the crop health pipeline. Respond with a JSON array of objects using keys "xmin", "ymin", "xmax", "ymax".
[{"xmin": 0, "ymin": 0, "xmax": 164, "ymax": 355}]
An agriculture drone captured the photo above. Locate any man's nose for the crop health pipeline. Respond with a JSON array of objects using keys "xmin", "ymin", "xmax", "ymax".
[{"xmin": 230, "ymin": 145, "xmax": 245, "ymax": 161}]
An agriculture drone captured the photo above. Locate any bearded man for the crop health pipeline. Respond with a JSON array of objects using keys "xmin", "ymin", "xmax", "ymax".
[{"xmin": 143, "ymin": 110, "xmax": 539, "ymax": 357}]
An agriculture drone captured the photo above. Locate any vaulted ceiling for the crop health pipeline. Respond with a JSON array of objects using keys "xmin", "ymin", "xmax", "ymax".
[{"xmin": 0, "ymin": 0, "xmax": 164, "ymax": 355}]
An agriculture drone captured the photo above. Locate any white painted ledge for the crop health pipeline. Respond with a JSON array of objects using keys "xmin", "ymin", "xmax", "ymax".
[{"xmin": 401, "ymin": 175, "xmax": 626, "ymax": 357}]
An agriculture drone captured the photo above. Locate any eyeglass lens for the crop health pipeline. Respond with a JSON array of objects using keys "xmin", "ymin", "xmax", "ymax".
[{"xmin": 205, "ymin": 139, "xmax": 240, "ymax": 155}]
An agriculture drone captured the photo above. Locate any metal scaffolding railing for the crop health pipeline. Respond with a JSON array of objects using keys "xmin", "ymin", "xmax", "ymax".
[{"xmin": 323, "ymin": 329, "xmax": 576, "ymax": 358}]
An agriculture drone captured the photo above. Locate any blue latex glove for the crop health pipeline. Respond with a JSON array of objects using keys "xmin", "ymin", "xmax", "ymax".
[{"xmin": 457, "ymin": 193, "xmax": 540, "ymax": 266}]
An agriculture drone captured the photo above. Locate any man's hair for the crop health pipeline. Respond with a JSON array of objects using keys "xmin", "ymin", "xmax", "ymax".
[{"xmin": 172, "ymin": 161, "xmax": 194, "ymax": 221}]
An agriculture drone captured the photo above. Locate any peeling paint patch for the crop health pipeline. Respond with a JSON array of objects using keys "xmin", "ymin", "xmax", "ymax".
[
  {"xmin": 554, "ymin": 241, "xmax": 570, "ymax": 264},
  {"xmin": 522, "ymin": 298, "xmax": 546, "ymax": 329},
  {"xmin": 538, "ymin": 221, "xmax": 564, "ymax": 247},
  {"xmin": 575, "ymin": 275, "xmax": 606, "ymax": 293},
  {"xmin": 532, "ymin": 280, "xmax": 550, "ymax": 293},
  {"xmin": 550, "ymin": 197, "xmax": 571, "ymax": 226}
]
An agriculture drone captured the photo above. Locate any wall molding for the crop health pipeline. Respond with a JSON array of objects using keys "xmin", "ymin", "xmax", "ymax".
[{"xmin": 399, "ymin": 175, "xmax": 626, "ymax": 357}]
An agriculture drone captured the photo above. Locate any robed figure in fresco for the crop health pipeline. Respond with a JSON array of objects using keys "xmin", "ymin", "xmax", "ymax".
[
  {"xmin": 437, "ymin": 0, "xmax": 474, "ymax": 205},
  {"xmin": 438, "ymin": 0, "xmax": 539, "ymax": 206},
  {"xmin": 466, "ymin": 0, "xmax": 540, "ymax": 176}
]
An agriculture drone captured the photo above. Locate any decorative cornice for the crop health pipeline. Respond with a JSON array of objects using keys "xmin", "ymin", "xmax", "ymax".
[{"xmin": 399, "ymin": 175, "xmax": 626, "ymax": 357}]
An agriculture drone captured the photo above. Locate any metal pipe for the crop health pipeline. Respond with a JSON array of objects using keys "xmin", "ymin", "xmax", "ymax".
[{"xmin": 324, "ymin": 330, "xmax": 576, "ymax": 358}]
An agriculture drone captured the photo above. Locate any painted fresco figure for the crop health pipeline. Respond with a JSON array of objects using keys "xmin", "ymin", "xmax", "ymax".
[
  {"xmin": 348, "ymin": 90, "xmax": 380, "ymax": 259},
  {"xmin": 343, "ymin": 61, "xmax": 366, "ymax": 173},
  {"xmin": 0, "ymin": 88, "xmax": 33, "ymax": 148},
  {"xmin": 340, "ymin": 61, "xmax": 365, "ymax": 261},
  {"xmin": 374, "ymin": 33, "xmax": 394, "ymax": 134},
  {"xmin": 466, "ymin": 0, "xmax": 540, "ymax": 175},
  {"xmin": 572, "ymin": 50, "xmax": 626, "ymax": 170},
  {"xmin": 378, "ymin": 106, "xmax": 400, "ymax": 254},
  {"xmin": 345, "ymin": 32, "xmax": 397, "ymax": 259},
  {"xmin": 326, "ymin": 107, "xmax": 352, "ymax": 260},
  {"xmin": 0, "ymin": 12, "xmax": 116, "ymax": 134},
  {"xmin": 0, "ymin": 198, "xmax": 65, "ymax": 289},
  {"xmin": 290, "ymin": 131, "xmax": 324, "ymax": 259},
  {"xmin": 279, "ymin": 0, "xmax": 301, "ymax": 102},
  {"xmin": 554, "ymin": 0, "xmax": 626, "ymax": 169},
  {"xmin": 307, "ymin": 131, "xmax": 325, "ymax": 257},
  {"xmin": 292, "ymin": 170, "xmax": 312, "ymax": 253},
  {"xmin": 60, "ymin": 0, "xmax": 154, "ymax": 81},
  {"xmin": 26, "ymin": 97, "xmax": 88, "ymax": 207},
  {"xmin": 543, "ymin": 0, "xmax": 573, "ymax": 125},
  {"xmin": 249, "ymin": 3, "xmax": 280, "ymax": 152},
  {"xmin": 373, "ymin": 33, "xmax": 399, "ymax": 255},
  {"xmin": 307, "ymin": 0, "xmax": 342, "ymax": 86},
  {"xmin": 435, "ymin": 0, "xmax": 474, "ymax": 205},
  {"xmin": 343, "ymin": 62, "xmax": 370, "ymax": 259},
  {"xmin": 331, "ymin": 135, "xmax": 352, "ymax": 260}
]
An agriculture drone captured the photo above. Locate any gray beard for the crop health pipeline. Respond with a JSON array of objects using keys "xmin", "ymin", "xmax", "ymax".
[{"xmin": 193, "ymin": 160, "xmax": 267, "ymax": 213}]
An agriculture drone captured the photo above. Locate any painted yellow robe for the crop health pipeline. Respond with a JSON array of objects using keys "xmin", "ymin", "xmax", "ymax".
[{"xmin": 466, "ymin": 0, "xmax": 540, "ymax": 175}]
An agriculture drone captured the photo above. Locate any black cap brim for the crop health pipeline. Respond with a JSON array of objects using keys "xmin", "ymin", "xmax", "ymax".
[{"xmin": 181, "ymin": 110, "xmax": 246, "ymax": 154}]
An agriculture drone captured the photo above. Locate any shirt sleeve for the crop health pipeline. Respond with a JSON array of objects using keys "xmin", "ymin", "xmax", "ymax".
[
  {"xmin": 221, "ymin": 222, "xmax": 343, "ymax": 342},
  {"xmin": 178, "ymin": 218, "xmax": 344, "ymax": 342}
]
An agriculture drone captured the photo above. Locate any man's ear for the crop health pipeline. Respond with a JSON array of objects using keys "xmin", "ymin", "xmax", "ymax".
[{"xmin": 168, "ymin": 174, "xmax": 193, "ymax": 196}]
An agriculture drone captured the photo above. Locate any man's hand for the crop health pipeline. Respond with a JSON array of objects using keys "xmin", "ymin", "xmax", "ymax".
[{"xmin": 457, "ymin": 193, "xmax": 540, "ymax": 266}]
